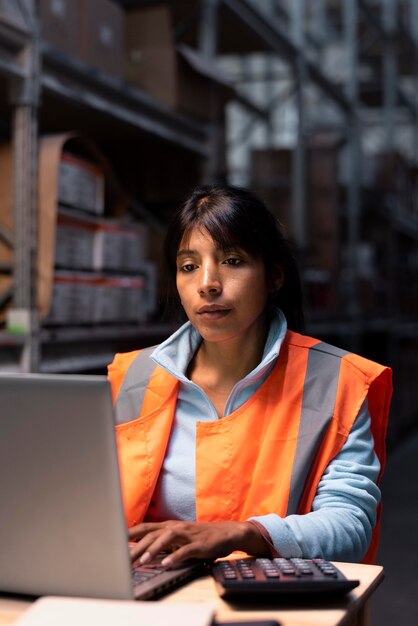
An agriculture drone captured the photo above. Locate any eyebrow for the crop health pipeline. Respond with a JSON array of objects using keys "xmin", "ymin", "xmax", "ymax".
[
  {"xmin": 176, "ymin": 249, "xmax": 196, "ymax": 259},
  {"xmin": 176, "ymin": 244, "xmax": 240, "ymax": 259}
]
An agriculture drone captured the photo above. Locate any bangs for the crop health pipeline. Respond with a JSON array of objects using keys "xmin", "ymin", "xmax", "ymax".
[{"xmin": 179, "ymin": 195, "xmax": 263, "ymax": 259}]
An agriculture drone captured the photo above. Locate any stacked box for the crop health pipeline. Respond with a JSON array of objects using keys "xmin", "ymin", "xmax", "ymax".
[
  {"xmin": 45, "ymin": 273, "xmax": 96, "ymax": 325},
  {"xmin": 45, "ymin": 273, "xmax": 147, "ymax": 325},
  {"xmin": 125, "ymin": 6, "xmax": 233, "ymax": 120},
  {"xmin": 79, "ymin": 0, "xmax": 124, "ymax": 79},
  {"xmin": 93, "ymin": 277, "xmax": 123, "ymax": 324},
  {"xmin": 39, "ymin": 0, "xmax": 80, "ymax": 57},
  {"xmin": 93, "ymin": 276, "xmax": 146, "ymax": 324},
  {"xmin": 93, "ymin": 222, "xmax": 148, "ymax": 272},
  {"xmin": 58, "ymin": 153, "xmax": 105, "ymax": 215},
  {"xmin": 119, "ymin": 277, "xmax": 147, "ymax": 323},
  {"xmin": 39, "ymin": 0, "xmax": 124, "ymax": 79},
  {"xmin": 55, "ymin": 212, "xmax": 95, "ymax": 270}
]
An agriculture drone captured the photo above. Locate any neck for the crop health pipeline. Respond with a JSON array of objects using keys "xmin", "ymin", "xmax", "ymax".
[{"xmin": 190, "ymin": 317, "xmax": 269, "ymax": 386}]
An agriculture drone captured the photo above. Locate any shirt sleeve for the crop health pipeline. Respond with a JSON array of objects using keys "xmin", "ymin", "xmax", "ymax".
[{"xmin": 248, "ymin": 399, "xmax": 381, "ymax": 562}]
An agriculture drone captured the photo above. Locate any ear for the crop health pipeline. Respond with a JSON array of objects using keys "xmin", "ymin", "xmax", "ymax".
[{"xmin": 270, "ymin": 265, "xmax": 284, "ymax": 293}]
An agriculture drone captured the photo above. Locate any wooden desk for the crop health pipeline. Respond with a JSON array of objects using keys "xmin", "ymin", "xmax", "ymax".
[
  {"xmin": 0, "ymin": 562, "xmax": 383, "ymax": 626},
  {"xmin": 161, "ymin": 562, "xmax": 384, "ymax": 626}
]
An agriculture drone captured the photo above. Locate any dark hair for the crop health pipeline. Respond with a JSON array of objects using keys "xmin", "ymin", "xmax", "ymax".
[{"xmin": 163, "ymin": 184, "xmax": 305, "ymax": 332}]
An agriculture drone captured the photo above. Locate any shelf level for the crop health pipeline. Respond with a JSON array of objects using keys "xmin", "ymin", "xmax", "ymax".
[{"xmin": 41, "ymin": 44, "xmax": 212, "ymax": 156}]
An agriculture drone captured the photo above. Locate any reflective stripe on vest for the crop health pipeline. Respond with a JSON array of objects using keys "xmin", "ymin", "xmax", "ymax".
[
  {"xmin": 114, "ymin": 346, "xmax": 157, "ymax": 425},
  {"xmin": 287, "ymin": 341, "xmax": 348, "ymax": 514}
]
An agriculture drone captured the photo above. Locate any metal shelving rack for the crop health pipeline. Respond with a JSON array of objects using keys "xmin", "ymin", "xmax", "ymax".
[
  {"xmin": 217, "ymin": 0, "xmax": 418, "ymax": 441},
  {"xmin": 41, "ymin": 45, "xmax": 212, "ymax": 157},
  {"xmin": 0, "ymin": 0, "xmax": 216, "ymax": 373},
  {"xmin": 0, "ymin": 0, "xmax": 40, "ymax": 372},
  {"xmin": 1, "ymin": 0, "xmax": 417, "ymax": 415}
]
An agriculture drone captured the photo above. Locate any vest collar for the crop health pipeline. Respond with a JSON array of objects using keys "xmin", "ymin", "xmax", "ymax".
[{"xmin": 151, "ymin": 309, "xmax": 288, "ymax": 386}]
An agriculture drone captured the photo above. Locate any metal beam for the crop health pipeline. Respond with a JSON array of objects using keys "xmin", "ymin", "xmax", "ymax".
[
  {"xmin": 199, "ymin": 0, "xmax": 220, "ymax": 59},
  {"xmin": 344, "ymin": 0, "xmax": 362, "ymax": 337},
  {"xmin": 222, "ymin": 0, "xmax": 351, "ymax": 112},
  {"xmin": 41, "ymin": 45, "xmax": 211, "ymax": 156},
  {"xmin": 382, "ymin": 0, "xmax": 397, "ymax": 151},
  {"xmin": 7, "ymin": 0, "xmax": 40, "ymax": 372},
  {"xmin": 358, "ymin": 0, "xmax": 388, "ymax": 39},
  {"xmin": 290, "ymin": 0, "xmax": 307, "ymax": 250}
]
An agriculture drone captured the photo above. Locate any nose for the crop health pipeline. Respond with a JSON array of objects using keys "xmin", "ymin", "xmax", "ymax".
[{"xmin": 198, "ymin": 261, "xmax": 222, "ymax": 296}]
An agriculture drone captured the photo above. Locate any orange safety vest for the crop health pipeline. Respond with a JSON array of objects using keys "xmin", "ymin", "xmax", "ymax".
[{"xmin": 108, "ymin": 330, "xmax": 392, "ymax": 564}]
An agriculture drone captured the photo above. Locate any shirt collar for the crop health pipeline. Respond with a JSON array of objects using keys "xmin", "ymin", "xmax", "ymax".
[{"xmin": 151, "ymin": 308, "xmax": 288, "ymax": 384}]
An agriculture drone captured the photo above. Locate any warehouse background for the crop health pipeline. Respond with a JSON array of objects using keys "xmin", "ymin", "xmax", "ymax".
[{"xmin": 0, "ymin": 1, "xmax": 417, "ymax": 624}]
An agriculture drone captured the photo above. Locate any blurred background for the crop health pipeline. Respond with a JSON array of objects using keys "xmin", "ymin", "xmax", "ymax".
[{"xmin": 0, "ymin": 1, "xmax": 417, "ymax": 623}]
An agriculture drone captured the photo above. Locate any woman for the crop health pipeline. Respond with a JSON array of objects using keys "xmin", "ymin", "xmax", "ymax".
[{"xmin": 108, "ymin": 185, "xmax": 392, "ymax": 568}]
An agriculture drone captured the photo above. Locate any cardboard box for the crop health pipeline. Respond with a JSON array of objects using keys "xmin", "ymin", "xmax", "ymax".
[
  {"xmin": 125, "ymin": 4, "xmax": 171, "ymax": 49},
  {"xmin": 92, "ymin": 221, "xmax": 148, "ymax": 273},
  {"xmin": 125, "ymin": 6, "xmax": 234, "ymax": 120},
  {"xmin": 127, "ymin": 43, "xmax": 233, "ymax": 120},
  {"xmin": 39, "ymin": 0, "xmax": 80, "ymax": 58},
  {"xmin": 55, "ymin": 212, "xmax": 95, "ymax": 270},
  {"xmin": 118, "ymin": 277, "xmax": 146, "ymax": 323},
  {"xmin": 40, "ymin": 0, "xmax": 123, "ymax": 78},
  {"xmin": 92, "ymin": 276, "xmax": 123, "ymax": 324},
  {"xmin": 58, "ymin": 153, "xmax": 105, "ymax": 215},
  {"xmin": 80, "ymin": 0, "xmax": 124, "ymax": 79},
  {"xmin": 92, "ymin": 276, "xmax": 146, "ymax": 324},
  {"xmin": 38, "ymin": 133, "xmax": 128, "ymax": 318},
  {"xmin": 45, "ymin": 273, "xmax": 147, "ymax": 325},
  {"xmin": 45, "ymin": 273, "xmax": 96, "ymax": 325},
  {"xmin": 1, "ymin": 134, "xmax": 127, "ymax": 322}
]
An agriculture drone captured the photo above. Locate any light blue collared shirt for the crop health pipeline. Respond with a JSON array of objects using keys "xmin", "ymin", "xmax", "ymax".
[{"xmin": 145, "ymin": 310, "xmax": 381, "ymax": 561}]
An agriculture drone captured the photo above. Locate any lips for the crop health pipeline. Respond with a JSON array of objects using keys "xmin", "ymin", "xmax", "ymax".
[
  {"xmin": 197, "ymin": 304, "xmax": 231, "ymax": 320},
  {"xmin": 197, "ymin": 305, "xmax": 229, "ymax": 314}
]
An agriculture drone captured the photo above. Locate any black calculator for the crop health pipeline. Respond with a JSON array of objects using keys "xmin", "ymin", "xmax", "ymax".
[{"xmin": 211, "ymin": 557, "xmax": 360, "ymax": 598}]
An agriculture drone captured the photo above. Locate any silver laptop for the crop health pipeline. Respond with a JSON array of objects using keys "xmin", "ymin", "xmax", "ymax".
[{"xmin": 0, "ymin": 373, "xmax": 202, "ymax": 600}]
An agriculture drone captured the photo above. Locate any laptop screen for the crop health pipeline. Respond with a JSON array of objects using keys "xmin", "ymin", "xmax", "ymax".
[{"xmin": 0, "ymin": 374, "xmax": 134, "ymax": 599}]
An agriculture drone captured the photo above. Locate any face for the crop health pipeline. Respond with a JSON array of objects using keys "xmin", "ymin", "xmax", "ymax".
[{"xmin": 176, "ymin": 227, "xmax": 276, "ymax": 345}]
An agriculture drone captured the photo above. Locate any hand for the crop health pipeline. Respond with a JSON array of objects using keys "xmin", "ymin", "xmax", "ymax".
[{"xmin": 128, "ymin": 520, "xmax": 269, "ymax": 568}]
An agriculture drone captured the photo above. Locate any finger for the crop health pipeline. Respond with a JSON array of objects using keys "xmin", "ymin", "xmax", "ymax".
[
  {"xmin": 160, "ymin": 541, "xmax": 207, "ymax": 567},
  {"xmin": 134, "ymin": 528, "xmax": 181, "ymax": 565},
  {"xmin": 130, "ymin": 530, "xmax": 165, "ymax": 563},
  {"xmin": 128, "ymin": 523, "xmax": 163, "ymax": 541},
  {"xmin": 138, "ymin": 528, "xmax": 182, "ymax": 565}
]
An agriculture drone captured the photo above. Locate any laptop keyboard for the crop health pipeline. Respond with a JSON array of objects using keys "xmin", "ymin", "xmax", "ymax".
[
  {"xmin": 132, "ymin": 562, "xmax": 165, "ymax": 585},
  {"xmin": 131, "ymin": 557, "xmax": 204, "ymax": 600}
]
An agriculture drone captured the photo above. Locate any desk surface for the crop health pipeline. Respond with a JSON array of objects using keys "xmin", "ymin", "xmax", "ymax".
[
  {"xmin": 0, "ymin": 562, "xmax": 383, "ymax": 626},
  {"xmin": 161, "ymin": 562, "xmax": 383, "ymax": 626}
]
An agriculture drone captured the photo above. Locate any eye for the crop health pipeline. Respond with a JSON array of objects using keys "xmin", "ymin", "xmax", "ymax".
[
  {"xmin": 179, "ymin": 263, "xmax": 197, "ymax": 273},
  {"xmin": 223, "ymin": 257, "xmax": 242, "ymax": 266}
]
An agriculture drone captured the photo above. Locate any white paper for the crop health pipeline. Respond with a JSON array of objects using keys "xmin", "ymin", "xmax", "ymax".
[{"xmin": 13, "ymin": 596, "xmax": 216, "ymax": 626}]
